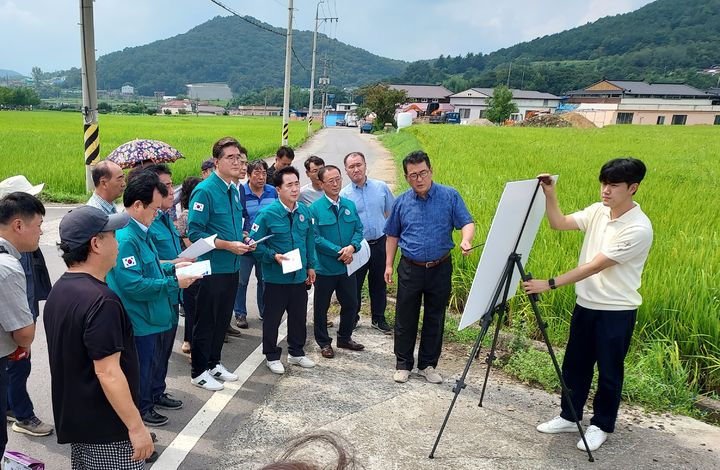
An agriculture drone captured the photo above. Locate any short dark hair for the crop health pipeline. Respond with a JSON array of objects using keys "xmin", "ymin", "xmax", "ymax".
[
  {"xmin": 201, "ymin": 158, "xmax": 215, "ymax": 172},
  {"xmin": 402, "ymin": 150, "xmax": 431, "ymax": 174},
  {"xmin": 0, "ymin": 192, "xmax": 45, "ymax": 226},
  {"xmin": 180, "ymin": 176, "xmax": 202, "ymax": 210},
  {"xmin": 599, "ymin": 158, "xmax": 646, "ymax": 192},
  {"xmin": 59, "ymin": 231, "xmax": 111, "ymax": 267},
  {"xmin": 91, "ymin": 160, "xmax": 116, "ymax": 186},
  {"xmin": 143, "ymin": 163, "xmax": 172, "ymax": 178},
  {"xmin": 343, "ymin": 151, "xmax": 365, "ymax": 165},
  {"xmin": 247, "ymin": 160, "xmax": 268, "ymax": 174},
  {"xmin": 123, "ymin": 170, "xmax": 167, "ymax": 208},
  {"xmin": 276, "ymin": 146, "xmax": 295, "ymax": 161},
  {"xmin": 303, "ymin": 155, "xmax": 325, "ymax": 171},
  {"xmin": 273, "ymin": 166, "xmax": 300, "ymax": 188},
  {"xmin": 318, "ymin": 165, "xmax": 341, "ymax": 182},
  {"xmin": 212, "ymin": 137, "xmax": 241, "ymax": 159}
]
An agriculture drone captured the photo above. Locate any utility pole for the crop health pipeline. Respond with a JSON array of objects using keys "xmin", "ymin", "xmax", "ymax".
[
  {"xmin": 318, "ymin": 57, "xmax": 330, "ymax": 128},
  {"xmin": 307, "ymin": 0, "xmax": 337, "ymax": 136},
  {"xmin": 80, "ymin": 0, "xmax": 99, "ymax": 192},
  {"xmin": 281, "ymin": 0, "xmax": 294, "ymax": 146}
]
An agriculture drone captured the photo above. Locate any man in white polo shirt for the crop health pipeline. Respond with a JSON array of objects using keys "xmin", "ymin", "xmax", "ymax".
[{"xmin": 523, "ymin": 157, "xmax": 653, "ymax": 452}]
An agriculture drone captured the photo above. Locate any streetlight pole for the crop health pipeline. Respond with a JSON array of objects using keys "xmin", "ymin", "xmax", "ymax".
[
  {"xmin": 307, "ymin": 1, "xmax": 337, "ymax": 137},
  {"xmin": 281, "ymin": 0, "xmax": 294, "ymax": 146},
  {"xmin": 80, "ymin": 0, "xmax": 99, "ymax": 192}
]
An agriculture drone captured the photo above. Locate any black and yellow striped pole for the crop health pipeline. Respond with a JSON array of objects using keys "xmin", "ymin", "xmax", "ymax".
[
  {"xmin": 281, "ymin": 0, "xmax": 293, "ymax": 146},
  {"xmin": 80, "ymin": 0, "xmax": 100, "ymax": 191}
]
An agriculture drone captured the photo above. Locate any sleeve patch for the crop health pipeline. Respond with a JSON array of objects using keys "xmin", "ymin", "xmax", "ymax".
[
  {"xmin": 122, "ymin": 256, "xmax": 137, "ymax": 268},
  {"xmin": 251, "ymin": 223, "xmax": 259, "ymax": 232},
  {"xmin": 193, "ymin": 202, "xmax": 205, "ymax": 212}
]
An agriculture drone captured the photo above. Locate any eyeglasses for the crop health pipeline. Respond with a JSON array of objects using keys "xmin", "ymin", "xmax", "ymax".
[
  {"xmin": 407, "ymin": 170, "xmax": 430, "ymax": 181},
  {"xmin": 222, "ymin": 156, "xmax": 247, "ymax": 164}
]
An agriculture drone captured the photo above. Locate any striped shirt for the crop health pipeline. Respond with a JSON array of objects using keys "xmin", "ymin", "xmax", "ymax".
[{"xmin": 86, "ymin": 192, "xmax": 117, "ymax": 215}]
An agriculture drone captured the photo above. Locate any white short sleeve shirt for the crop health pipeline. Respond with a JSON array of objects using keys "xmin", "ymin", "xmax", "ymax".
[{"xmin": 571, "ymin": 202, "xmax": 653, "ymax": 310}]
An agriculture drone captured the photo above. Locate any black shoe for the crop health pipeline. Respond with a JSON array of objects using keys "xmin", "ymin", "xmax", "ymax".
[
  {"xmin": 146, "ymin": 451, "xmax": 159, "ymax": 463},
  {"xmin": 226, "ymin": 325, "xmax": 242, "ymax": 337},
  {"xmin": 372, "ymin": 320, "xmax": 393, "ymax": 334},
  {"xmin": 141, "ymin": 409, "xmax": 168, "ymax": 427},
  {"xmin": 235, "ymin": 316, "xmax": 249, "ymax": 329},
  {"xmin": 155, "ymin": 393, "xmax": 183, "ymax": 410}
]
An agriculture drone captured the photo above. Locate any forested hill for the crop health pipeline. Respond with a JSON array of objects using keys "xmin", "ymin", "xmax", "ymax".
[
  {"xmin": 60, "ymin": 15, "xmax": 406, "ymax": 96},
  {"xmin": 397, "ymin": 0, "xmax": 720, "ymax": 95}
]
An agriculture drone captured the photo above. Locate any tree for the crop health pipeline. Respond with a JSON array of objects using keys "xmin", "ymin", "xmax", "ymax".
[
  {"xmin": 356, "ymin": 84, "xmax": 407, "ymax": 127},
  {"xmin": 31, "ymin": 66, "xmax": 43, "ymax": 88},
  {"xmin": 485, "ymin": 85, "xmax": 518, "ymax": 124}
]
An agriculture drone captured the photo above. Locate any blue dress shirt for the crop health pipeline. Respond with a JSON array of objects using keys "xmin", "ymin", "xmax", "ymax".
[
  {"xmin": 384, "ymin": 182, "xmax": 473, "ymax": 262},
  {"xmin": 340, "ymin": 178, "xmax": 394, "ymax": 241}
]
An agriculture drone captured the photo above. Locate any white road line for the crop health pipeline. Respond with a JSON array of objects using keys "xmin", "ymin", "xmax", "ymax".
[{"xmin": 153, "ymin": 320, "xmax": 289, "ymax": 469}]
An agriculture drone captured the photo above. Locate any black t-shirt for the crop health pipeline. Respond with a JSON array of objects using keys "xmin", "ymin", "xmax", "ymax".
[{"xmin": 43, "ymin": 272, "xmax": 140, "ymax": 444}]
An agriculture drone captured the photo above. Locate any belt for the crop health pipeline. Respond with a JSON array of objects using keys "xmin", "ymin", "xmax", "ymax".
[
  {"xmin": 367, "ymin": 235, "xmax": 386, "ymax": 245},
  {"xmin": 403, "ymin": 252, "xmax": 450, "ymax": 269}
]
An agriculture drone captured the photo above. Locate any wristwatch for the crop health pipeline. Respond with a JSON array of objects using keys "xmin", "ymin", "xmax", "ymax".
[{"xmin": 548, "ymin": 278, "xmax": 557, "ymax": 290}]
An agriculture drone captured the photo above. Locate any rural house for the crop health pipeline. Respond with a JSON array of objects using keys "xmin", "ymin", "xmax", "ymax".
[
  {"xmin": 566, "ymin": 80, "xmax": 720, "ymax": 126},
  {"xmin": 389, "ymin": 84, "xmax": 453, "ymax": 104},
  {"xmin": 449, "ymin": 88, "xmax": 561, "ymax": 123}
]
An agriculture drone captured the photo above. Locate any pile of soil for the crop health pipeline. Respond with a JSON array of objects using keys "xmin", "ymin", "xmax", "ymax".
[
  {"xmin": 560, "ymin": 112, "xmax": 596, "ymax": 128},
  {"xmin": 519, "ymin": 114, "xmax": 571, "ymax": 128},
  {"xmin": 467, "ymin": 118, "xmax": 494, "ymax": 126}
]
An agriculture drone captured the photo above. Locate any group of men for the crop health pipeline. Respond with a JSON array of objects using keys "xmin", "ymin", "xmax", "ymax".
[{"xmin": 0, "ymin": 129, "xmax": 652, "ymax": 466}]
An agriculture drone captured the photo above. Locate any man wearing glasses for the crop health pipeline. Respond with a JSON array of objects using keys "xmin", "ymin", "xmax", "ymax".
[
  {"xmin": 309, "ymin": 165, "xmax": 365, "ymax": 359},
  {"xmin": 384, "ymin": 151, "xmax": 475, "ymax": 384},
  {"xmin": 188, "ymin": 137, "xmax": 254, "ymax": 391},
  {"xmin": 299, "ymin": 155, "xmax": 325, "ymax": 206},
  {"xmin": 234, "ymin": 160, "xmax": 278, "ymax": 328}
]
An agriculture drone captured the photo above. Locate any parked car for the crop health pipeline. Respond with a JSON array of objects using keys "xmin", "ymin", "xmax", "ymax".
[
  {"xmin": 360, "ymin": 122, "xmax": 373, "ymax": 134},
  {"xmin": 346, "ymin": 114, "xmax": 358, "ymax": 127},
  {"xmin": 336, "ymin": 118, "xmax": 346, "ymax": 126}
]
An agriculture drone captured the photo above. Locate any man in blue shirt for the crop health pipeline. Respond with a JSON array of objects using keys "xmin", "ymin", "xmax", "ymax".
[
  {"xmin": 86, "ymin": 160, "xmax": 125, "ymax": 215},
  {"xmin": 341, "ymin": 151, "xmax": 394, "ymax": 333},
  {"xmin": 384, "ymin": 151, "xmax": 475, "ymax": 384},
  {"xmin": 234, "ymin": 160, "xmax": 278, "ymax": 328}
]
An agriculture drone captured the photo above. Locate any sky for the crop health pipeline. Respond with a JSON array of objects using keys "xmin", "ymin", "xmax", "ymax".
[{"xmin": 1, "ymin": 0, "xmax": 655, "ymax": 76}]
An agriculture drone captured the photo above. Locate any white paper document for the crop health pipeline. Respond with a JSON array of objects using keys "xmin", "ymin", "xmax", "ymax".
[
  {"xmin": 281, "ymin": 248, "xmax": 302, "ymax": 274},
  {"xmin": 176, "ymin": 260, "xmax": 212, "ymax": 277},
  {"xmin": 249, "ymin": 234, "xmax": 274, "ymax": 246},
  {"xmin": 346, "ymin": 239, "xmax": 370, "ymax": 276},
  {"xmin": 178, "ymin": 234, "xmax": 217, "ymax": 259}
]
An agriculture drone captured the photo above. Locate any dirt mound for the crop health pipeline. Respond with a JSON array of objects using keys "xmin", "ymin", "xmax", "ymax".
[
  {"xmin": 560, "ymin": 112, "xmax": 596, "ymax": 128},
  {"xmin": 467, "ymin": 118, "xmax": 494, "ymax": 126}
]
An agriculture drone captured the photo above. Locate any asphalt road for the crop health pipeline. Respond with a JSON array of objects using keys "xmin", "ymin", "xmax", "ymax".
[{"xmin": 6, "ymin": 126, "xmax": 395, "ymax": 468}]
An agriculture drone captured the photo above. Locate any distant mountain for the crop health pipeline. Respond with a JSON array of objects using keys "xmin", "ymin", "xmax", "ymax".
[
  {"xmin": 396, "ymin": 0, "xmax": 720, "ymax": 95},
  {"xmin": 57, "ymin": 15, "xmax": 406, "ymax": 96},
  {"xmin": 0, "ymin": 69, "xmax": 26, "ymax": 78}
]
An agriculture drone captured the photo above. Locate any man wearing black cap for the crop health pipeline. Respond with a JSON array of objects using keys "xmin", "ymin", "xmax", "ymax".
[{"xmin": 44, "ymin": 206, "xmax": 154, "ymax": 469}]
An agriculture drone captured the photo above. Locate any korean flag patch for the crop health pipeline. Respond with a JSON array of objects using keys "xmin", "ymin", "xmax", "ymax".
[
  {"xmin": 344, "ymin": 208, "xmax": 350, "ymax": 216},
  {"xmin": 251, "ymin": 223, "xmax": 259, "ymax": 232},
  {"xmin": 193, "ymin": 202, "xmax": 204, "ymax": 212},
  {"xmin": 122, "ymin": 256, "xmax": 137, "ymax": 269},
  {"xmin": 299, "ymin": 214, "xmax": 305, "ymax": 222}
]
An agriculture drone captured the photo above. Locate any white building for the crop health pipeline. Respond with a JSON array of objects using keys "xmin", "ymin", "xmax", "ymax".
[
  {"xmin": 449, "ymin": 88, "xmax": 561, "ymax": 122},
  {"xmin": 121, "ymin": 84, "xmax": 134, "ymax": 95}
]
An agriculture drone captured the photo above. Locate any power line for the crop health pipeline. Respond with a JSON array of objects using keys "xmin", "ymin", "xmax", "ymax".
[{"xmin": 209, "ymin": 0, "xmax": 308, "ymax": 71}]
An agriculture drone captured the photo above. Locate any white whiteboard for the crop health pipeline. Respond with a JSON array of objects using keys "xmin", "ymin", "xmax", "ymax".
[{"xmin": 458, "ymin": 176, "xmax": 557, "ymax": 330}]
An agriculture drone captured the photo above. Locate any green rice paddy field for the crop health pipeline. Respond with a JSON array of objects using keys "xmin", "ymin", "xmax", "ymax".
[
  {"xmin": 383, "ymin": 125, "xmax": 720, "ymax": 396},
  {"xmin": 0, "ymin": 111, "xmax": 317, "ymax": 201}
]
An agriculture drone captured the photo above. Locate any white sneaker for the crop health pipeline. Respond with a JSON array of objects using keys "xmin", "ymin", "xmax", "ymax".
[
  {"xmin": 209, "ymin": 363, "xmax": 238, "ymax": 382},
  {"xmin": 191, "ymin": 371, "xmax": 224, "ymax": 391},
  {"xmin": 266, "ymin": 360, "xmax": 285, "ymax": 375},
  {"xmin": 288, "ymin": 355, "xmax": 315, "ymax": 368},
  {"xmin": 577, "ymin": 425, "xmax": 608, "ymax": 451},
  {"xmin": 418, "ymin": 366, "xmax": 443, "ymax": 384},
  {"xmin": 393, "ymin": 369, "xmax": 410, "ymax": 383},
  {"xmin": 537, "ymin": 416, "xmax": 577, "ymax": 433}
]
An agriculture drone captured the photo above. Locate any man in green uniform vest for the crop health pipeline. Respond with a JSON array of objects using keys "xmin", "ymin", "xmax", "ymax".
[
  {"xmin": 248, "ymin": 166, "xmax": 317, "ymax": 375},
  {"xmin": 187, "ymin": 137, "xmax": 254, "ymax": 391},
  {"xmin": 107, "ymin": 171, "xmax": 199, "ymax": 427},
  {"xmin": 309, "ymin": 165, "xmax": 365, "ymax": 359}
]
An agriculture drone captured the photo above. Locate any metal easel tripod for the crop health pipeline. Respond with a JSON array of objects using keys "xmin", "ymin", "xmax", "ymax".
[{"xmin": 428, "ymin": 182, "xmax": 595, "ymax": 462}]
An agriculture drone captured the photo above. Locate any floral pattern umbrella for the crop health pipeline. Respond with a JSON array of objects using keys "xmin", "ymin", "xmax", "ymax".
[{"xmin": 106, "ymin": 139, "xmax": 184, "ymax": 169}]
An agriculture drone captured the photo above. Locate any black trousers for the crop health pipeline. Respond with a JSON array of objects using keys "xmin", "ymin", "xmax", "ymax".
[
  {"xmin": 191, "ymin": 272, "xmax": 238, "ymax": 378},
  {"xmin": 560, "ymin": 304, "xmax": 637, "ymax": 433},
  {"xmin": 182, "ymin": 282, "xmax": 200, "ymax": 343},
  {"xmin": 0, "ymin": 357, "xmax": 8, "ymax": 458},
  {"xmin": 314, "ymin": 273, "xmax": 357, "ymax": 347},
  {"xmin": 354, "ymin": 236, "xmax": 388, "ymax": 323},
  {"xmin": 394, "ymin": 257, "xmax": 452, "ymax": 371},
  {"xmin": 263, "ymin": 282, "xmax": 308, "ymax": 361}
]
